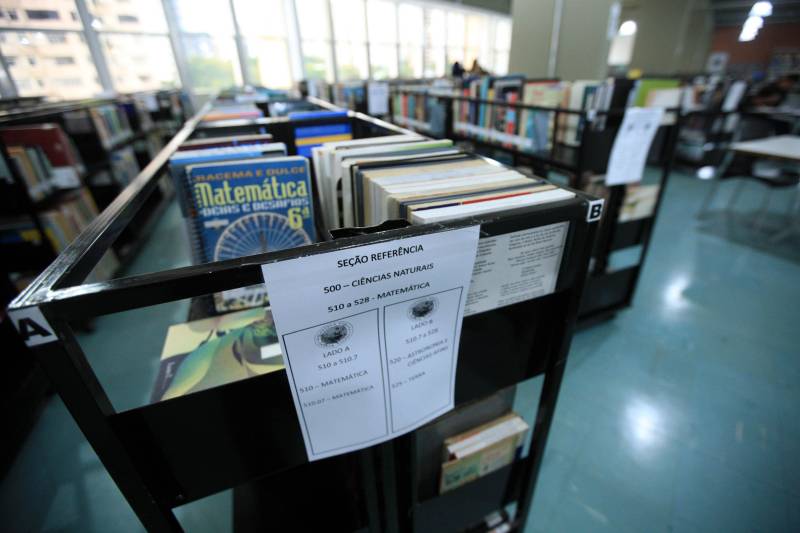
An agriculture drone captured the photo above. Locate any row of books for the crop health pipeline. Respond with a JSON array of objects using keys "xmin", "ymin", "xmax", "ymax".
[
  {"xmin": 312, "ymin": 133, "xmax": 574, "ymax": 231},
  {"xmin": 90, "ymin": 104, "xmax": 135, "ymax": 151},
  {"xmin": 168, "ymin": 133, "xmax": 316, "ymax": 313},
  {"xmin": 0, "ymin": 187, "xmax": 119, "ymax": 279},
  {"xmin": 202, "ymin": 103, "xmax": 264, "ymax": 122},
  {"xmin": 448, "ymin": 76, "xmax": 682, "ymax": 152},
  {"xmin": 1, "ymin": 124, "xmax": 85, "ymax": 198}
]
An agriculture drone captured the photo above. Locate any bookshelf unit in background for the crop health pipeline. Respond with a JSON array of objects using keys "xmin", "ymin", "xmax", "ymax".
[
  {"xmin": 386, "ymin": 79, "xmax": 681, "ymax": 325},
  {"xmin": 8, "ymin": 97, "xmax": 601, "ymax": 532}
]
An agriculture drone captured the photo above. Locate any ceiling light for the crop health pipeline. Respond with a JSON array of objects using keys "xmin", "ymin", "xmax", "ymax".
[
  {"xmin": 750, "ymin": 1, "xmax": 773, "ymax": 17},
  {"xmin": 744, "ymin": 15, "xmax": 764, "ymax": 30},
  {"xmin": 739, "ymin": 27, "xmax": 758, "ymax": 41},
  {"xmin": 619, "ymin": 20, "xmax": 637, "ymax": 36}
]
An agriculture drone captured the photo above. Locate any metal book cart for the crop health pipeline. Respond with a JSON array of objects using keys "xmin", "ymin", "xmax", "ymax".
[
  {"xmin": 8, "ymin": 98, "xmax": 601, "ymax": 532},
  {"xmin": 388, "ymin": 86, "xmax": 680, "ymax": 325}
]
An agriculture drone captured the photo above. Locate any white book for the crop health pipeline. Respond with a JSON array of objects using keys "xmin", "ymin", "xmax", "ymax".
[
  {"xmin": 375, "ymin": 172, "xmax": 532, "ymax": 224},
  {"xmin": 339, "ymin": 149, "xmax": 462, "ymax": 227},
  {"xmin": 410, "ymin": 188, "xmax": 575, "ymax": 224}
]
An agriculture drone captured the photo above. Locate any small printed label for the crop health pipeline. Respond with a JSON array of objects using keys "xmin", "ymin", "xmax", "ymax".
[
  {"xmin": 587, "ymin": 199, "xmax": 605, "ymax": 222},
  {"xmin": 465, "ymin": 222, "xmax": 569, "ymax": 316},
  {"xmin": 9, "ymin": 307, "xmax": 56, "ymax": 347}
]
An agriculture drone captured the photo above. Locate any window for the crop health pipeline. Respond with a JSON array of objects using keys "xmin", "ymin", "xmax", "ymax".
[
  {"xmin": 0, "ymin": 1, "xmax": 80, "ymax": 29},
  {"xmin": 100, "ymin": 34, "xmax": 180, "ymax": 92},
  {"xmin": 465, "ymin": 14, "xmax": 491, "ymax": 72},
  {"xmin": 233, "ymin": 0, "xmax": 293, "ymax": 88},
  {"xmin": 25, "ymin": 10, "xmax": 59, "ymax": 21},
  {"xmin": 47, "ymin": 32, "xmax": 67, "ymax": 44},
  {"xmin": 398, "ymin": 3, "xmax": 423, "ymax": 78},
  {"xmin": 446, "ymin": 11, "xmax": 465, "ymax": 66},
  {"xmin": 0, "ymin": 30, "xmax": 101, "ymax": 98},
  {"xmin": 174, "ymin": 0, "xmax": 240, "ymax": 91},
  {"xmin": 88, "ymin": 0, "xmax": 167, "ymax": 32},
  {"xmin": 331, "ymin": 0, "xmax": 368, "ymax": 80},
  {"xmin": 367, "ymin": 0, "xmax": 397, "ymax": 79},
  {"xmin": 297, "ymin": 0, "xmax": 334, "ymax": 82},
  {"xmin": 494, "ymin": 18, "xmax": 511, "ymax": 75},
  {"xmin": 423, "ymin": 7, "xmax": 445, "ymax": 77}
]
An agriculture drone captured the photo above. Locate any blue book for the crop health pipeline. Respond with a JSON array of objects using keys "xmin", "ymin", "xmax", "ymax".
[
  {"xmin": 186, "ymin": 156, "xmax": 317, "ymax": 311},
  {"xmin": 288, "ymin": 110, "xmax": 348, "ymax": 121},
  {"xmin": 169, "ymin": 142, "xmax": 287, "ymax": 216},
  {"xmin": 186, "ymin": 156, "xmax": 316, "ymax": 263}
]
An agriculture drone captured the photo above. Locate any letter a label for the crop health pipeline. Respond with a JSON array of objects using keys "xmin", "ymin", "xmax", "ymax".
[{"xmin": 10, "ymin": 307, "xmax": 56, "ymax": 347}]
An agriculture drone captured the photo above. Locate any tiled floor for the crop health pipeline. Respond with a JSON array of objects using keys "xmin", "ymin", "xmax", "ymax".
[{"xmin": 1, "ymin": 171, "xmax": 799, "ymax": 532}]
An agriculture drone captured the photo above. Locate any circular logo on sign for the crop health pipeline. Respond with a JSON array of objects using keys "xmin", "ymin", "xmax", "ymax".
[
  {"xmin": 315, "ymin": 322, "xmax": 353, "ymax": 347},
  {"xmin": 407, "ymin": 297, "xmax": 438, "ymax": 320}
]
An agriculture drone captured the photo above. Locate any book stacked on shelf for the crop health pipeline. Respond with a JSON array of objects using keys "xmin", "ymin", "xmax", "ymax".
[
  {"xmin": 202, "ymin": 103, "xmax": 264, "ymax": 122},
  {"xmin": 169, "ymin": 138, "xmax": 316, "ymax": 312},
  {"xmin": 312, "ymin": 135, "xmax": 574, "ymax": 230},
  {"xmin": 439, "ymin": 412, "xmax": 529, "ymax": 494},
  {"xmin": 90, "ymin": 103, "xmax": 134, "ymax": 150},
  {"xmin": 109, "ymin": 146, "xmax": 141, "ymax": 186},
  {"xmin": 290, "ymin": 110, "xmax": 352, "ymax": 158},
  {"xmin": 151, "ymin": 306, "xmax": 283, "ymax": 403},
  {"xmin": 0, "ymin": 186, "xmax": 119, "ymax": 282},
  {"xmin": 0, "ymin": 124, "xmax": 85, "ymax": 192},
  {"xmin": 332, "ymin": 82, "xmax": 366, "ymax": 111}
]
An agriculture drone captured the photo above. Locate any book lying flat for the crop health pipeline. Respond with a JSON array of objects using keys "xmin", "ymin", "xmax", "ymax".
[{"xmin": 151, "ymin": 307, "xmax": 283, "ymax": 403}]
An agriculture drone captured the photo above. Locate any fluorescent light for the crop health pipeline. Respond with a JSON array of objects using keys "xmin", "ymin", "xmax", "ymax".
[
  {"xmin": 619, "ymin": 20, "xmax": 637, "ymax": 36},
  {"xmin": 744, "ymin": 15, "xmax": 764, "ymax": 30},
  {"xmin": 739, "ymin": 27, "xmax": 758, "ymax": 41},
  {"xmin": 750, "ymin": 1, "xmax": 773, "ymax": 17}
]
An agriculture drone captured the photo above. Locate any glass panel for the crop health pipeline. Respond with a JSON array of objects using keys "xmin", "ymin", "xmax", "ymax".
[
  {"xmin": 446, "ymin": 11, "xmax": 464, "ymax": 49},
  {"xmin": 423, "ymin": 47, "xmax": 444, "ymax": 78},
  {"xmin": 397, "ymin": 3, "xmax": 422, "ymax": 45},
  {"xmin": 0, "ymin": 0, "xmax": 82, "ymax": 30},
  {"xmin": 424, "ymin": 7, "xmax": 445, "ymax": 48},
  {"xmin": 1, "ymin": 30, "xmax": 101, "ymax": 98},
  {"xmin": 369, "ymin": 42, "xmax": 397, "ymax": 80},
  {"xmin": 87, "ymin": 0, "xmax": 167, "ymax": 33},
  {"xmin": 173, "ymin": 0, "xmax": 234, "ymax": 34},
  {"xmin": 494, "ymin": 51, "xmax": 509, "ymax": 75},
  {"xmin": 399, "ymin": 43, "xmax": 421, "ymax": 78},
  {"xmin": 495, "ymin": 18, "xmax": 511, "ymax": 51},
  {"xmin": 233, "ymin": 0, "xmax": 286, "ymax": 37},
  {"xmin": 181, "ymin": 35, "xmax": 242, "ymax": 92},
  {"xmin": 465, "ymin": 14, "xmax": 491, "ymax": 71},
  {"xmin": 366, "ymin": 0, "xmax": 396, "ymax": 44},
  {"xmin": 246, "ymin": 36, "xmax": 293, "ymax": 88},
  {"xmin": 335, "ymin": 42, "xmax": 368, "ymax": 80},
  {"xmin": 302, "ymin": 40, "xmax": 334, "ymax": 81},
  {"xmin": 296, "ymin": 0, "xmax": 330, "ymax": 40},
  {"xmin": 331, "ymin": 0, "xmax": 366, "ymax": 44},
  {"xmin": 446, "ymin": 46, "xmax": 464, "ymax": 66},
  {"xmin": 101, "ymin": 34, "xmax": 179, "ymax": 92}
]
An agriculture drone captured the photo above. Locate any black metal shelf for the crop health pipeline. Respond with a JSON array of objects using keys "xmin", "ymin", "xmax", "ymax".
[{"xmin": 8, "ymin": 96, "xmax": 600, "ymax": 533}]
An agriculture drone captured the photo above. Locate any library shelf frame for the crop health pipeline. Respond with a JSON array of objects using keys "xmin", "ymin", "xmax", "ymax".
[
  {"xmin": 388, "ymin": 86, "xmax": 681, "ymax": 326},
  {"xmin": 8, "ymin": 97, "xmax": 601, "ymax": 533}
]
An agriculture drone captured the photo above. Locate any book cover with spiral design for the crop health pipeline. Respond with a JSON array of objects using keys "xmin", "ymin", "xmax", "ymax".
[{"xmin": 186, "ymin": 156, "xmax": 316, "ymax": 311}]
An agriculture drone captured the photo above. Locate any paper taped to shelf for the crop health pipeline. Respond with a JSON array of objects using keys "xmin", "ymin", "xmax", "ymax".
[
  {"xmin": 261, "ymin": 226, "xmax": 480, "ymax": 461},
  {"xmin": 465, "ymin": 222, "xmax": 568, "ymax": 316},
  {"xmin": 605, "ymin": 107, "xmax": 664, "ymax": 186},
  {"xmin": 367, "ymin": 82, "xmax": 389, "ymax": 115}
]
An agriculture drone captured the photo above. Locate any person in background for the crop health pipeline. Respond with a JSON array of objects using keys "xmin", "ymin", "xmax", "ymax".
[
  {"xmin": 745, "ymin": 74, "xmax": 799, "ymax": 107},
  {"xmin": 468, "ymin": 59, "xmax": 487, "ymax": 76},
  {"xmin": 451, "ymin": 61, "xmax": 464, "ymax": 78}
]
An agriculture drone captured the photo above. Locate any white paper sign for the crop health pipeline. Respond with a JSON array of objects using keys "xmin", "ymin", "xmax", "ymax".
[
  {"xmin": 367, "ymin": 82, "xmax": 390, "ymax": 116},
  {"xmin": 605, "ymin": 107, "xmax": 664, "ymax": 186},
  {"xmin": 465, "ymin": 223, "xmax": 568, "ymax": 316},
  {"xmin": 261, "ymin": 226, "xmax": 480, "ymax": 460}
]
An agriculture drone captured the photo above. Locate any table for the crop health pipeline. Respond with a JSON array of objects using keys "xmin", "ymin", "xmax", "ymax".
[{"xmin": 730, "ymin": 135, "xmax": 800, "ymax": 241}]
